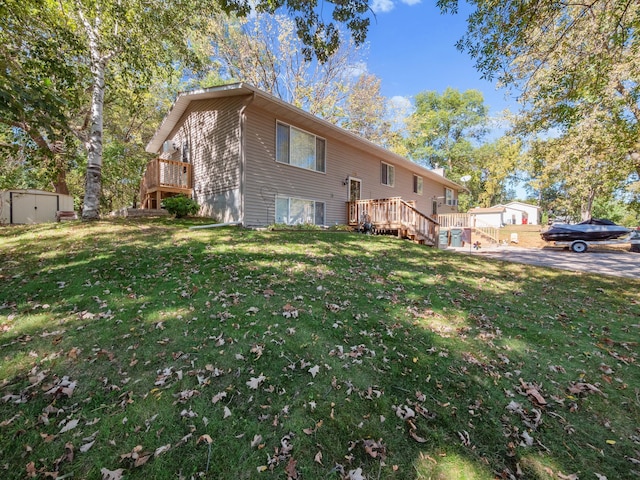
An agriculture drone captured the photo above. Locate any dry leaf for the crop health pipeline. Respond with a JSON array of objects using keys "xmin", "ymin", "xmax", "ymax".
[
  {"xmin": 308, "ymin": 365, "xmax": 320, "ymax": 378},
  {"xmin": 197, "ymin": 434, "xmax": 213, "ymax": 445},
  {"xmin": 101, "ymin": 468, "xmax": 124, "ymax": 480},
  {"xmin": 154, "ymin": 444, "xmax": 171, "ymax": 457},
  {"xmin": 59, "ymin": 419, "xmax": 79, "ymax": 434},
  {"xmin": 314, "ymin": 450, "xmax": 323, "ymax": 464},
  {"xmin": 285, "ymin": 457, "xmax": 299, "ymax": 479},
  {"xmin": 80, "ymin": 440, "xmax": 96, "ymax": 453},
  {"xmin": 223, "ymin": 406, "xmax": 232, "ymax": 418},
  {"xmin": 250, "ymin": 434, "xmax": 263, "ymax": 448},
  {"xmin": 246, "ymin": 374, "xmax": 266, "ymax": 390},
  {"xmin": 348, "ymin": 468, "xmax": 366, "ymax": 480},
  {"xmin": 409, "ymin": 429, "xmax": 427, "ymax": 443}
]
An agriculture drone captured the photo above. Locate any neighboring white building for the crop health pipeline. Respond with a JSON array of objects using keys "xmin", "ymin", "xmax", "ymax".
[
  {"xmin": 500, "ymin": 201, "xmax": 541, "ymax": 225},
  {"xmin": 468, "ymin": 206, "xmax": 506, "ymax": 228},
  {"xmin": 468, "ymin": 201, "xmax": 541, "ymax": 228}
]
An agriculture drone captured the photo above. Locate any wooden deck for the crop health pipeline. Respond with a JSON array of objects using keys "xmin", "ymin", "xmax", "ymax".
[
  {"xmin": 347, "ymin": 197, "xmax": 439, "ymax": 246},
  {"xmin": 140, "ymin": 158, "xmax": 193, "ymax": 209}
]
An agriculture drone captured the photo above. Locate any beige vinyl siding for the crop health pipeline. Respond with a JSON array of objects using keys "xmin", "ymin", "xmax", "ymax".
[
  {"xmin": 164, "ymin": 96, "xmax": 246, "ymax": 222},
  {"xmin": 243, "ymin": 104, "xmax": 455, "ymax": 226}
]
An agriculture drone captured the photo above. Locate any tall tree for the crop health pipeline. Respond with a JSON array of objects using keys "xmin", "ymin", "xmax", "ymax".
[
  {"xmin": 438, "ymin": 0, "xmax": 640, "ymax": 181},
  {"xmin": 0, "ymin": 0, "xmax": 88, "ymax": 194},
  {"xmin": 525, "ymin": 110, "xmax": 629, "ymax": 220},
  {"xmin": 340, "ymin": 73, "xmax": 393, "ymax": 146},
  {"xmin": 207, "ymin": 12, "xmax": 361, "ymax": 118},
  {"xmin": 205, "ymin": 12, "xmax": 393, "ymax": 145},
  {"xmin": 473, "ymin": 135, "xmax": 521, "ymax": 207},
  {"xmin": 404, "ymin": 88, "xmax": 488, "ymax": 175},
  {"xmin": 2, "ymin": 0, "xmax": 372, "ymax": 220}
]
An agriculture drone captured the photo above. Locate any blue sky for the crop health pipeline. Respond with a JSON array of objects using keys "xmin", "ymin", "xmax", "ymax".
[{"xmin": 361, "ymin": 0, "xmax": 518, "ymax": 121}]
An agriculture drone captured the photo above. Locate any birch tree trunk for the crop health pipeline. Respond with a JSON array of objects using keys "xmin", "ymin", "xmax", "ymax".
[
  {"xmin": 78, "ymin": 3, "xmax": 109, "ymax": 221},
  {"xmin": 82, "ymin": 60, "xmax": 106, "ymax": 220}
]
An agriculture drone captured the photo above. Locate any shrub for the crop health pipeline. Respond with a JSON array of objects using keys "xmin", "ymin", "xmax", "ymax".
[{"xmin": 162, "ymin": 194, "xmax": 199, "ymax": 218}]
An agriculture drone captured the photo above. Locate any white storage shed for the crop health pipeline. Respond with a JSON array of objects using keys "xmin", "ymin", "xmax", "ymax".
[{"xmin": 0, "ymin": 189, "xmax": 75, "ymax": 224}]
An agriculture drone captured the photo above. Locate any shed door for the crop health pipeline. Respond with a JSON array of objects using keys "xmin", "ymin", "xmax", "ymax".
[{"xmin": 12, "ymin": 193, "xmax": 58, "ymax": 224}]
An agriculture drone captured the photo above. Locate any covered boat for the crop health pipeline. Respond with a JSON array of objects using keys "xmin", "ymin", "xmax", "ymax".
[{"xmin": 541, "ymin": 218, "xmax": 631, "ymax": 242}]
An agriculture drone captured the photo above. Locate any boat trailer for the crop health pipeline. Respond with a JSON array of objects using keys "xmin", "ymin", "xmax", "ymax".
[{"xmin": 553, "ymin": 230, "xmax": 640, "ymax": 253}]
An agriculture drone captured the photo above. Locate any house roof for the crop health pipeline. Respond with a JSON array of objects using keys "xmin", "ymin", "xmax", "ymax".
[
  {"xmin": 146, "ymin": 82, "xmax": 465, "ymax": 192},
  {"xmin": 468, "ymin": 207, "xmax": 506, "ymax": 214},
  {"xmin": 501, "ymin": 201, "xmax": 541, "ymax": 211}
]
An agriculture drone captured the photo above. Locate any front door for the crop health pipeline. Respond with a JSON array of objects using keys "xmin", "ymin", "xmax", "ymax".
[{"xmin": 348, "ymin": 178, "xmax": 362, "ymax": 224}]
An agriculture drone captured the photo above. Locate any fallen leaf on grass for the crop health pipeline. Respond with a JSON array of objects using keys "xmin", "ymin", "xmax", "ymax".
[
  {"xmin": 154, "ymin": 444, "xmax": 171, "ymax": 457},
  {"xmin": 246, "ymin": 374, "xmax": 266, "ymax": 390},
  {"xmin": 567, "ymin": 382, "xmax": 605, "ymax": 397},
  {"xmin": 308, "ymin": 365, "xmax": 320, "ymax": 378},
  {"xmin": 348, "ymin": 468, "xmax": 366, "ymax": 480},
  {"xmin": 251, "ymin": 434, "xmax": 263, "ymax": 448},
  {"xmin": 101, "ymin": 468, "xmax": 124, "ymax": 480},
  {"xmin": 314, "ymin": 450, "xmax": 323, "ymax": 464},
  {"xmin": 285, "ymin": 457, "xmax": 299, "ymax": 479},
  {"xmin": 409, "ymin": 429, "xmax": 427, "ymax": 443},
  {"xmin": 59, "ymin": 419, "xmax": 79, "ymax": 434},
  {"xmin": 197, "ymin": 434, "xmax": 213, "ymax": 444},
  {"xmin": 80, "ymin": 440, "xmax": 96, "ymax": 453}
]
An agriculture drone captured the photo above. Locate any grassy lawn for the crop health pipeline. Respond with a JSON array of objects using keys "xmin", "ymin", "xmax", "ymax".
[{"xmin": 1, "ymin": 219, "xmax": 639, "ymax": 480}]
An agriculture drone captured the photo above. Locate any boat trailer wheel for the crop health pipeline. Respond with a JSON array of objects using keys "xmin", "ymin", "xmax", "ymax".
[{"xmin": 570, "ymin": 241, "xmax": 588, "ymax": 253}]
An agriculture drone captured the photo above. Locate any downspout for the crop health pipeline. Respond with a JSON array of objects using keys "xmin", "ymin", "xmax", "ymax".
[{"xmin": 239, "ymin": 93, "xmax": 256, "ymax": 227}]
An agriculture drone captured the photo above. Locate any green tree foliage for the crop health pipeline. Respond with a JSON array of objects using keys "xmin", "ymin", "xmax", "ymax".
[
  {"xmin": 525, "ymin": 112, "xmax": 629, "ymax": 220},
  {"xmin": 404, "ymin": 88, "xmax": 488, "ymax": 174},
  {"xmin": 438, "ymin": 0, "xmax": 640, "ymax": 209},
  {"xmin": 1, "ymin": 0, "xmax": 372, "ymax": 220},
  {"xmin": 473, "ymin": 136, "xmax": 521, "ymax": 208}
]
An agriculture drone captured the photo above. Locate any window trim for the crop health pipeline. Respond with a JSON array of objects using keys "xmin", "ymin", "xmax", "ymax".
[
  {"xmin": 275, "ymin": 121, "xmax": 326, "ymax": 173},
  {"xmin": 381, "ymin": 161, "xmax": 395, "ymax": 187}
]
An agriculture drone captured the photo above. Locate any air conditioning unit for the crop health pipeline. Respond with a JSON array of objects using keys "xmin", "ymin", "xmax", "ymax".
[{"xmin": 162, "ymin": 140, "xmax": 179, "ymax": 154}]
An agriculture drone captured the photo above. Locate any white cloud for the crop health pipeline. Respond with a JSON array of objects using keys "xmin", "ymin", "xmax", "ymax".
[
  {"xmin": 389, "ymin": 95, "xmax": 412, "ymax": 113},
  {"xmin": 346, "ymin": 61, "xmax": 368, "ymax": 79},
  {"xmin": 371, "ymin": 0, "xmax": 421, "ymax": 12},
  {"xmin": 371, "ymin": 0, "xmax": 395, "ymax": 13}
]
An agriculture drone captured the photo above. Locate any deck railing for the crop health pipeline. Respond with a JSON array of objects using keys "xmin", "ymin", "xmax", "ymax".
[
  {"xmin": 437, "ymin": 213, "xmax": 500, "ymax": 243},
  {"xmin": 140, "ymin": 158, "xmax": 192, "ymax": 208},
  {"xmin": 347, "ymin": 197, "xmax": 439, "ymax": 245}
]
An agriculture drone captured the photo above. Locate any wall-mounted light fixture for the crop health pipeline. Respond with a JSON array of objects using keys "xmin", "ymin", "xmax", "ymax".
[{"xmin": 343, "ymin": 177, "xmax": 349, "ymax": 186}]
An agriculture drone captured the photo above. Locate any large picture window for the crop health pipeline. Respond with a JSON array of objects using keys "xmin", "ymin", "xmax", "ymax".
[
  {"xmin": 275, "ymin": 196, "xmax": 325, "ymax": 226},
  {"xmin": 381, "ymin": 162, "xmax": 395, "ymax": 187},
  {"xmin": 276, "ymin": 122, "xmax": 326, "ymax": 173}
]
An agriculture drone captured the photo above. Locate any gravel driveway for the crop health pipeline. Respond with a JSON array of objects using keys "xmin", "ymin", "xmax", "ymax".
[{"xmin": 450, "ymin": 245, "xmax": 640, "ymax": 279}]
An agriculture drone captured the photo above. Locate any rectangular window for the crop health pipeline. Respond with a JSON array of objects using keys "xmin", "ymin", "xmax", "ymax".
[
  {"xmin": 275, "ymin": 196, "xmax": 325, "ymax": 226},
  {"xmin": 413, "ymin": 175, "xmax": 423, "ymax": 195},
  {"xmin": 381, "ymin": 162, "xmax": 395, "ymax": 186},
  {"xmin": 445, "ymin": 188, "xmax": 456, "ymax": 206},
  {"xmin": 276, "ymin": 121, "xmax": 326, "ymax": 173}
]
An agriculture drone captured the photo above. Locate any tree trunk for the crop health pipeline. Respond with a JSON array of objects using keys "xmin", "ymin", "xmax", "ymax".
[
  {"xmin": 81, "ymin": 60, "xmax": 106, "ymax": 220},
  {"xmin": 580, "ymin": 189, "xmax": 596, "ymax": 221},
  {"xmin": 53, "ymin": 168, "xmax": 70, "ymax": 195}
]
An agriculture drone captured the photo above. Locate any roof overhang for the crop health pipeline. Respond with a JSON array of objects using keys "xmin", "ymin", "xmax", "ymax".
[{"xmin": 146, "ymin": 82, "xmax": 466, "ymax": 192}]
